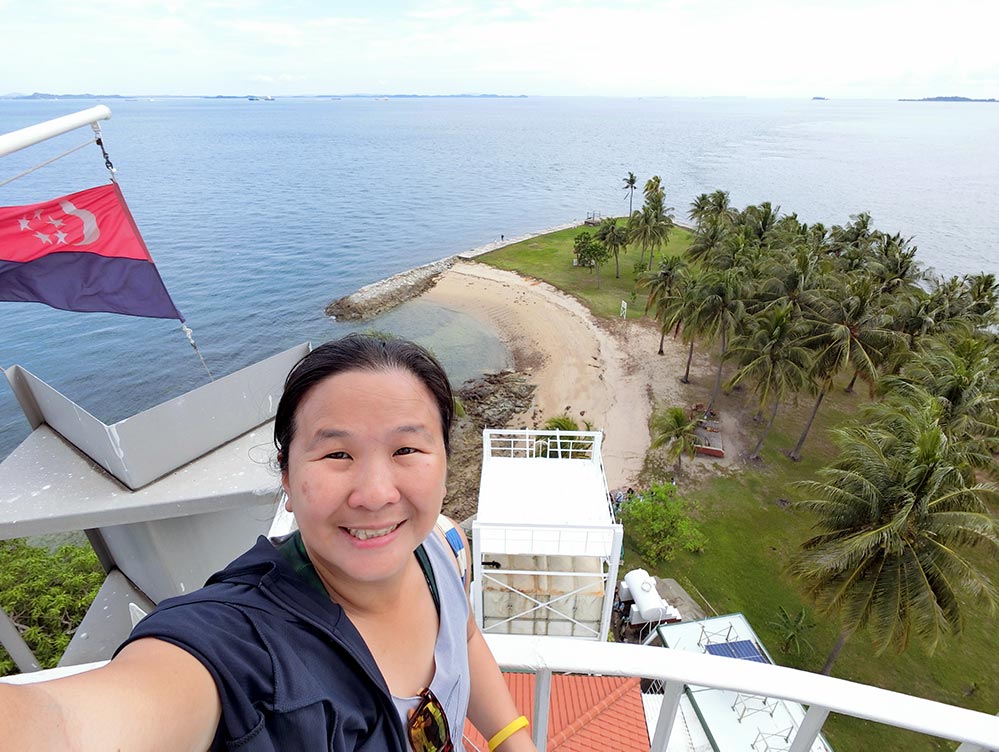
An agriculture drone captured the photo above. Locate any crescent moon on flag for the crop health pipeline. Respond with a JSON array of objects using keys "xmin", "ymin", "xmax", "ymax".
[{"xmin": 59, "ymin": 200, "xmax": 101, "ymax": 245}]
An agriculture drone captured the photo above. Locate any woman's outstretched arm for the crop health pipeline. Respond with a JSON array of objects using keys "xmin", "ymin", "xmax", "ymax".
[{"xmin": 0, "ymin": 637, "xmax": 221, "ymax": 752}]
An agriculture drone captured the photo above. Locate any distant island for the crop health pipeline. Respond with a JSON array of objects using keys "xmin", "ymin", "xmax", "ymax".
[
  {"xmin": 898, "ymin": 96, "xmax": 997, "ymax": 102},
  {"xmin": 812, "ymin": 96, "xmax": 828, "ymax": 101}
]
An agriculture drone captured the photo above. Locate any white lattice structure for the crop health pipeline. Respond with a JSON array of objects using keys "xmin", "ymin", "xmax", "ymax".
[{"xmin": 471, "ymin": 429, "xmax": 623, "ymax": 640}]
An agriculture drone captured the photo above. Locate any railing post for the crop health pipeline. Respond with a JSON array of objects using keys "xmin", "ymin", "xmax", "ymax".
[
  {"xmin": 471, "ymin": 525, "xmax": 484, "ymax": 628},
  {"xmin": 0, "ymin": 605, "xmax": 40, "ymax": 673},
  {"xmin": 650, "ymin": 679, "xmax": 684, "ymax": 752},
  {"xmin": 788, "ymin": 704, "xmax": 830, "ymax": 752},
  {"xmin": 532, "ymin": 668, "xmax": 552, "ymax": 751},
  {"xmin": 598, "ymin": 525, "xmax": 623, "ymax": 640}
]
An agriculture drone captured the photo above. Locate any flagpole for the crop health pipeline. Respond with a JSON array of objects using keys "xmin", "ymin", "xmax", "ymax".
[{"xmin": 0, "ymin": 106, "xmax": 112, "ymax": 159}]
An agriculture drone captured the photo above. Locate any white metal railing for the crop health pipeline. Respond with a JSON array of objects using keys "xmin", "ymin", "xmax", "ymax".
[
  {"xmin": 483, "ymin": 429, "xmax": 603, "ymax": 463},
  {"xmin": 472, "ymin": 521, "xmax": 620, "ymax": 558},
  {"xmin": 0, "ymin": 105, "xmax": 111, "ymax": 159},
  {"xmin": 472, "ymin": 523, "xmax": 624, "ymax": 641},
  {"xmin": 484, "ymin": 635, "xmax": 999, "ymax": 752},
  {"xmin": 3, "ymin": 636, "xmax": 998, "ymax": 750}
]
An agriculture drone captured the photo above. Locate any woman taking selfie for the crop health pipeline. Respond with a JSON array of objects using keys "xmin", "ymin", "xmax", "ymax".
[{"xmin": 1, "ymin": 334, "xmax": 535, "ymax": 752}]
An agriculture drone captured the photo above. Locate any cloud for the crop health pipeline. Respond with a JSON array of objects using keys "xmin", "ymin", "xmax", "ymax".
[{"xmin": 1, "ymin": 0, "xmax": 993, "ymax": 96}]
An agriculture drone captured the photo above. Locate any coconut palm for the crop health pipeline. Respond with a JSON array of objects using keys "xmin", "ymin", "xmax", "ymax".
[
  {"xmin": 688, "ymin": 193, "xmax": 712, "ymax": 229},
  {"xmin": 759, "ymin": 245, "xmax": 830, "ymax": 320},
  {"xmin": 643, "ymin": 175, "xmax": 662, "ymax": 206},
  {"xmin": 726, "ymin": 302, "xmax": 812, "ymax": 459},
  {"xmin": 741, "ymin": 201, "xmax": 781, "ymax": 245},
  {"xmin": 879, "ymin": 334, "xmax": 999, "ymax": 460},
  {"xmin": 640, "ymin": 255, "xmax": 687, "ymax": 315},
  {"xmin": 652, "ymin": 267, "xmax": 705, "ymax": 374},
  {"xmin": 596, "ymin": 218, "xmax": 629, "ymax": 279},
  {"xmin": 788, "ymin": 277, "xmax": 902, "ymax": 460},
  {"xmin": 706, "ymin": 189, "xmax": 733, "ymax": 225},
  {"xmin": 692, "ymin": 269, "xmax": 749, "ymax": 411},
  {"xmin": 650, "ymin": 406, "xmax": 701, "ymax": 473},
  {"xmin": 622, "ymin": 172, "xmax": 638, "ymax": 217},
  {"xmin": 869, "ymin": 232, "xmax": 923, "ymax": 296},
  {"xmin": 790, "ymin": 407, "xmax": 999, "ymax": 674},
  {"xmin": 687, "ymin": 219, "xmax": 729, "ymax": 266}
]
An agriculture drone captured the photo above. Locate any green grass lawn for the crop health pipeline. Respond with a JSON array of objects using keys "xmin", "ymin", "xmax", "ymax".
[
  {"xmin": 478, "ymin": 219, "xmax": 693, "ymax": 319},
  {"xmin": 480, "ymin": 222, "xmax": 997, "ymax": 752}
]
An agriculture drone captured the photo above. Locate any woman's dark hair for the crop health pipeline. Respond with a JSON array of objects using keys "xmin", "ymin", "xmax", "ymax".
[{"xmin": 275, "ymin": 334, "xmax": 455, "ymax": 472}]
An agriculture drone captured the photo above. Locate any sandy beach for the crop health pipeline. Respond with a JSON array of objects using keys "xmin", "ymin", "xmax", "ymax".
[{"xmin": 421, "ymin": 260, "xmax": 728, "ymax": 488}]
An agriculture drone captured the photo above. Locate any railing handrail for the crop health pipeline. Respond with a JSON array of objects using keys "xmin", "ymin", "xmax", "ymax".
[
  {"xmin": 473, "ymin": 520, "xmax": 620, "ymax": 531},
  {"xmin": 0, "ymin": 105, "xmax": 111, "ymax": 158},
  {"xmin": 483, "ymin": 635, "xmax": 999, "ymax": 748},
  {"xmin": 4, "ymin": 636, "xmax": 997, "ymax": 747}
]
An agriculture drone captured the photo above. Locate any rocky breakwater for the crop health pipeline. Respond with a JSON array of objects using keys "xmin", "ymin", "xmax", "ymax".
[{"xmin": 325, "ymin": 258, "xmax": 456, "ymax": 320}]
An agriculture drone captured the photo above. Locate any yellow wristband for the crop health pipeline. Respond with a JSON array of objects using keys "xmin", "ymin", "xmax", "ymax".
[{"xmin": 488, "ymin": 715, "xmax": 529, "ymax": 751}]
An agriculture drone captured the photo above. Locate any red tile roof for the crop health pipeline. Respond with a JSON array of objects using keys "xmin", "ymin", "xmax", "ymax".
[{"xmin": 463, "ymin": 673, "xmax": 650, "ymax": 751}]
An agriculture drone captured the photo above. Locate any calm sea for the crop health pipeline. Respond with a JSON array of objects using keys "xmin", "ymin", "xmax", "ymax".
[{"xmin": 2, "ymin": 97, "xmax": 998, "ymax": 458}]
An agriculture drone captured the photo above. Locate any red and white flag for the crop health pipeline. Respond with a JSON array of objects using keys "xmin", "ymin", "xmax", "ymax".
[{"xmin": 0, "ymin": 183, "xmax": 183, "ymax": 320}]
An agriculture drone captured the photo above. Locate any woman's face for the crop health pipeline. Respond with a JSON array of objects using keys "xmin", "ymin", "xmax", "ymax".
[{"xmin": 281, "ymin": 367, "xmax": 448, "ymax": 588}]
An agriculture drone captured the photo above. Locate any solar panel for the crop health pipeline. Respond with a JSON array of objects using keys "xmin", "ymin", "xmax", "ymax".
[{"xmin": 704, "ymin": 639, "xmax": 769, "ymax": 663}]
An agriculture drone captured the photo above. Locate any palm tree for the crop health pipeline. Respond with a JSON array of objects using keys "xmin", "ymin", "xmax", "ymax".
[
  {"xmin": 706, "ymin": 189, "xmax": 732, "ymax": 225},
  {"xmin": 788, "ymin": 277, "xmax": 901, "ymax": 460},
  {"xmin": 647, "ymin": 204, "xmax": 674, "ymax": 271},
  {"xmin": 622, "ymin": 172, "xmax": 638, "ymax": 216},
  {"xmin": 688, "ymin": 193, "xmax": 712, "ymax": 229},
  {"xmin": 790, "ymin": 407, "xmax": 999, "ymax": 674},
  {"xmin": 650, "ymin": 406, "xmax": 701, "ymax": 474},
  {"xmin": 640, "ymin": 255, "xmax": 687, "ymax": 316},
  {"xmin": 879, "ymin": 334, "xmax": 999, "ymax": 460},
  {"xmin": 692, "ymin": 269, "xmax": 748, "ymax": 411},
  {"xmin": 768, "ymin": 606, "xmax": 815, "ymax": 655},
  {"xmin": 726, "ymin": 303, "xmax": 812, "ymax": 459},
  {"xmin": 759, "ymin": 245, "xmax": 829, "ymax": 320},
  {"xmin": 643, "ymin": 175, "xmax": 662, "ymax": 206},
  {"xmin": 687, "ymin": 219, "xmax": 729, "ymax": 266},
  {"xmin": 653, "ymin": 267, "xmax": 705, "ymax": 374},
  {"xmin": 628, "ymin": 208, "xmax": 653, "ymax": 267},
  {"xmin": 596, "ymin": 218, "xmax": 629, "ymax": 279}
]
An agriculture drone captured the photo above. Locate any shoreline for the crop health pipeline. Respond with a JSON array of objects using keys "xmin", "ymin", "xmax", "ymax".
[
  {"xmin": 420, "ymin": 259, "xmax": 723, "ymax": 488},
  {"xmin": 325, "ymin": 221, "xmax": 582, "ymax": 321},
  {"xmin": 325, "ymin": 216, "xmax": 727, "ymax": 489}
]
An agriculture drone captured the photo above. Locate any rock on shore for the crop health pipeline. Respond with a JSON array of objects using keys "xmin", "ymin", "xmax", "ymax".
[
  {"xmin": 442, "ymin": 371, "xmax": 538, "ymax": 522},
  {"xmin": 325, "ymin": 257, "xmax": 456, "ymax": 320}
]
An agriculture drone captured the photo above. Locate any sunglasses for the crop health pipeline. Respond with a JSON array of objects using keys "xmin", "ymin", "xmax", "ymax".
[{"xmin": 408, "ymin": 687, "xmax": 453, "ymax": 752}]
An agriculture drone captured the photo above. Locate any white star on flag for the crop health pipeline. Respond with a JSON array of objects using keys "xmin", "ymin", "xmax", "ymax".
[
  {"xmin": 18, "ymin": 218, "xmax": 31, "ymax": 231},
  {"xmin": 54, "ymin": 231, "xmax": 68, "ymax": 244},
  {"xmin": 47, "ymin": 216, "xmax": 65, "ymax": 228},
  {"xmin": 34, "ymin": 231, "xmax": 52, "ymax": 244}
]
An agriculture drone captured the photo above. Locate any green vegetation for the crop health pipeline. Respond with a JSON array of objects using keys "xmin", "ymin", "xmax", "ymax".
[
  {"xmin": 479, "ymin": 220, "xmax": 693, "ymax": 319},
  {"xmin": 479, "ymin": 179, "xmax": 998, "ymax": 752},
  {"xmin": 617, "ymin": 483, "xmax": 705, "ymax": 567},
  {"xmin": 0, "ymin": 540, "xmax": 103, "ymax": 675},
  {"xmin": 649, "ymin": 405, "xmax": 700, "ymax": 474}
]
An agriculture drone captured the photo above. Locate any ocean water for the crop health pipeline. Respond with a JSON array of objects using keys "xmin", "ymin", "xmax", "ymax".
[{"xmin": 1, "ymin": 96, "xmax": 998, "ymax": 458}]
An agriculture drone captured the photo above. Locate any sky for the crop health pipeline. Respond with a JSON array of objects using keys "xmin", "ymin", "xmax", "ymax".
[{"xmin": 2, "ymin": 0, "xmax": 997, "ymax": 99}]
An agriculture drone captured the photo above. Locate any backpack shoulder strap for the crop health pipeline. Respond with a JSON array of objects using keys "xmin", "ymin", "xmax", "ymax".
[{"xmin": 434, "ymin": 514, "xmax": 468, "ymax": 588}]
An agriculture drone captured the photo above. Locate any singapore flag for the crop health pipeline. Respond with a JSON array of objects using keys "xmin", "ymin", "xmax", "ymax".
[{"xmin": 0, "ymin": 183, "xmax": 183, "ymax": 320}]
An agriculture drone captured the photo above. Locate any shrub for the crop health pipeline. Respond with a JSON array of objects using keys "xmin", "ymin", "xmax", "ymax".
[
  {"xmin": 618, "ymin": 483, "xmax": 706, "ymax": 567},
  {"xmin": 0, "ymin": 540, "xmax": 103, "ymax": 675}
]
